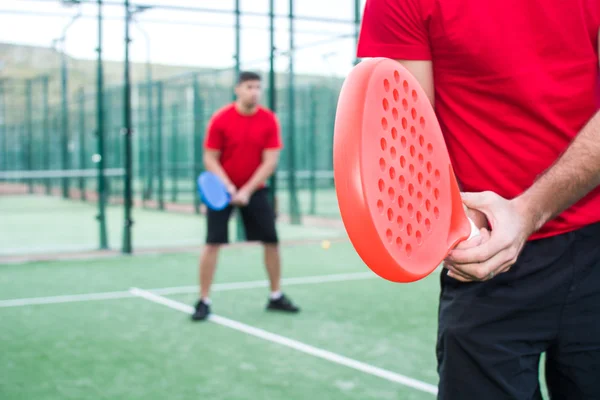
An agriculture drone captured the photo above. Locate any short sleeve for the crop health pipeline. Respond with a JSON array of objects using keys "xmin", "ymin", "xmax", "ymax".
[
  {"xmin": 588, "ymin": 1, "xmax": 600, "ymax": 52},
  {"xmin": 204, "ymin": 114, "xmax": 222, "ymax": 150},
  {"xmin": 356, "ymin": 0, "xmax": 431, "ymax": 60},
  {"xmin": 265, "ymin": 113, "xmax": 283, "ymax": 150}
]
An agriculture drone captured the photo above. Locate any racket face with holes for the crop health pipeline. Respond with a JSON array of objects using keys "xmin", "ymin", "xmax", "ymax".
[{"xmin": 333, "ymin": 58, "xmax": 472, "ymax": 283}]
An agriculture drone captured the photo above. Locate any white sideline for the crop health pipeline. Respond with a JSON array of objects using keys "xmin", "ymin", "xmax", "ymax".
[
  {"xmin": 0, "ymin": 272, "xmax": 375, "ymax": 308},
  {"xmin": 129, "ymin": 287, "xmax": 438, "ymax": 396}
]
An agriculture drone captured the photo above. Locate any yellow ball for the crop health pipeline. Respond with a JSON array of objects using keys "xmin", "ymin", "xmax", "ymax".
[{"xmin": 321, "ymin": 240, "xmax": 331, "ymax": 250}]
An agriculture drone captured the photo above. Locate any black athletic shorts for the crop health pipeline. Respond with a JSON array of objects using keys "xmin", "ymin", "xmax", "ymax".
[
  {"xmin": 436, "ymin": 221, "xmax": 600, "ymax": 399},
  {"xmin": 205, "ymin": 187, "xmax": 278, "ymax": 244}
]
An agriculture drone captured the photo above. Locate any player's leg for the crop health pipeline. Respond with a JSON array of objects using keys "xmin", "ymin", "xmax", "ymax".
[
  {"xmin": 264, "ymin": 242, "xmax": 281, "ymax": 294},
  {"xmin": 437, "ymin": 229, "xmax": 579, "ymax": 399},
  {"xmin": 199, "ymin": 246, "xmax": 220, "ymax": 301},
  {"xmin": 191, "ymin": 205, "xmax": 233, "ymax": 321},
  {"xmin": 241, "ymin": 188, "xmax": 299, "ymax": 313},
  {"xmin": 544, "ymin": 222, "xmax": 600, "ymax": 400}
]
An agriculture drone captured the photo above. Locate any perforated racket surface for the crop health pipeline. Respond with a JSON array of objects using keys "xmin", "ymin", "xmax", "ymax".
[{"xmin": 333, "ymin": 58, "xmax": 477, "ymax": 283}]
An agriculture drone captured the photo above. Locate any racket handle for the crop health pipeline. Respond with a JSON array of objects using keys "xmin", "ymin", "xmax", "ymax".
[{"xmin": 467, "ymin": 217, "xmax": 480, "ymax": 240}]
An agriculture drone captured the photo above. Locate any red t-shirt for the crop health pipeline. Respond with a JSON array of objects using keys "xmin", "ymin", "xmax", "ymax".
[
  {"xmin": 357, "ymin": 0, "xmax": 600, "ymax": 240},
  {"xmin": 204, "ymin": 103, "xmax": 282, "ymax": 188}
]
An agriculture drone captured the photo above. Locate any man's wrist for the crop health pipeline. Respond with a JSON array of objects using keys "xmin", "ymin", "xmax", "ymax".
[
  {"xmin": 225, "ymin": 182, "xmax": 236, "ymax": 193},
  {"xmin": 511, "ymin": 192, "xmax": 550, "ymax": 234},
  {"xmin": 239, "ymin": 184, "xmax": 255, "ymax": 194}
]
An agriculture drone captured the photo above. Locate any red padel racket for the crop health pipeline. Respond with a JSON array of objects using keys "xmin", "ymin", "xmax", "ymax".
[{"xmin": 333, "ymin": 57, "xmax": 478, "ymax": 283}]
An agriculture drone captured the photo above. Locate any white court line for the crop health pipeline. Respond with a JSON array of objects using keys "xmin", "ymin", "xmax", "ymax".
[
  {"xmin": 129, "ymin": 287, "xmax": 438, "ymax": 396},
  {"xmin": 0, "ymin": 272, "xmax": 376, "ymax": 308}
]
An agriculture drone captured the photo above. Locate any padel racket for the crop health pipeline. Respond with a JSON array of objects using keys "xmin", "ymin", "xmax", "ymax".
[
  {"xmin": 333, "ymin": 57, "xmax": 478, "ymax": 283},
  {"xmin": 197, "ymin": 171, "xmax": 231, "ymax": 211}
]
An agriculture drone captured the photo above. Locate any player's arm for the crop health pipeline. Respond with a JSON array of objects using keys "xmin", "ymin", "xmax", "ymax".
[
  {"xmin": 203, "ymin": 115, "xmax": 236, "ymax": 193},
  {"xmin": 516, "ymin": 116, "xmax": 600, "ymax": 232},
  {"xmin": 446, "ymin": 30, "xmax": 600, "ymax": 281},
  {"xmin": 240, "ymin": 149, "xmax": 280, "ymax": 195},
  {"xmin": 203, "ymin": 150, "xmax": 236, "ymax": 193},
  {"xmin": 396, "ymin": 60, "xmax": 435, "ymax": 106},
  {"xmin": 357, "ymin": 0, "xmax": 434, "ymax": 102},
  {"xmin": 448, "ymin": 101, "xmax": 600, "ymax": 281},
  {"xmin": 511, "ymin": 29, "xmax": 600, "ymax": 233}
]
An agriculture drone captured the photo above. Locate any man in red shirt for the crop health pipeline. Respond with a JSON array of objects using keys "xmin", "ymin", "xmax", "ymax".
[
  {"xmin": 191, "ymin": 71, "xmax": 300, "ymax": 321},
  {"xmin": 357, "ymin": 0, "xmax": 600, "ymax": 398}
]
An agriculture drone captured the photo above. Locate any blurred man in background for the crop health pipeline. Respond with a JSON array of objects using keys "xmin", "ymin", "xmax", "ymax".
[{"xmin": 191, "ymin": 71, "xmax": 300, "ymax": 321}]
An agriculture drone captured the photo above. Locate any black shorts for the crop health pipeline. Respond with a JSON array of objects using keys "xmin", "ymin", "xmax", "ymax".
[
  {"xmin": 205, "ymin": 188, "xmax": 278, "ymax": 244},
  {"xmin": 436, "ymin": 222, "xmax": 600, "ymax": 399}
]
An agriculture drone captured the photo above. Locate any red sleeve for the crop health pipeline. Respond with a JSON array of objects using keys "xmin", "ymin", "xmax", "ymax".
[
  {"xmin": 356, "ymin": 0, "xmax": 432, "ymax": 60},
  {"xmin": 265, "ymin": 113, "xmax": 283, "ymax": 150},
  {"xmin": 586, "ymin": 0, "xmax": 600, "ymax": 49},
  {"xmin": 204, "ymin": 113, "xmax": 222, "ymax": 150}
]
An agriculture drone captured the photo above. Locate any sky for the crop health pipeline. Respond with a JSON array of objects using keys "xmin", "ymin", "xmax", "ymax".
[{"xmin": 0, "ymin": 0, "xmax": 367, "ymax": 77}]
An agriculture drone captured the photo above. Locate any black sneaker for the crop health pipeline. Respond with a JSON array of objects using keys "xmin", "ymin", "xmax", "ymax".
[
  {"xmin": 191, "ymin": 299, "xmax": 211, "ymax": 321},
  {"xmin": 266, "ymin": 294, "xmax": 300, "ymax": 313}
]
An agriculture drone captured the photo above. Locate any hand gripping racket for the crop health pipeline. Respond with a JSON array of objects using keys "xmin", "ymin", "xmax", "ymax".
[
  {"xmin": 197, "ymin": 171, "xmax": 231, "ymax": 211},
  {"xmin": 333, "ymin": 57, "xmax": 479, "ymax": 283}
]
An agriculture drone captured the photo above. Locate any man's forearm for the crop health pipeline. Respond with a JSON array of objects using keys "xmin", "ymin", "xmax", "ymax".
[
  {"xmin": 241, "ymin": 162, "xmax": 277, "ymax": 193},
  {"xmin": 515, "ymin": 111, "xmax": 600, "ymax": 231},
  {"xmin": 204, "ymin": 157, "xmax": 234, "ymax": 189}
]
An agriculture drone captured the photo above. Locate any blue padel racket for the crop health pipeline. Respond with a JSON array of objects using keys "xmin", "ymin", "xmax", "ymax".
[{"xmin": 197, "ymin": 171, "xmax": 231, "ymax": 211}]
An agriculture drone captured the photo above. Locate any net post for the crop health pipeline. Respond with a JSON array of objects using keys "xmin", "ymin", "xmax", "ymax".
[
  {"xmin": 156, "ymin": 80, "xmax": 165, "ymax": 211},
  {"xmin": 122, "ymin": 0, "xmax": 134, "ymax": 254},
  {"xmin": 26, "ymin": 79, "xmax": 33, "ymax": 194},
  {"xmin": 60, "ymin": 47, "xmax": 70, "ymax": 199},
  {"xmin": 52, "ymin": 113, "xmax": 60, "ymax": 192},
  {"xmin": 287, "ymin": 0, "xmax": 301, "ymax": 225},
  {"xmin": 78, "ymin": 87, "xmax": 86, "ymax": 200},
  {"xmin": 233, "ymin": 0, "xmax": 245, "ymax": 242},
  {"xmin": 354, "ymin": 0, "xmax": 361, "ymax": 66},
  {"xmin": 42, "ymin": 76, "xmax": 51, "ymax": 195},
  {"xmin": 192, "ymin": 75, "xmax": 203, "ymax": 215},
  {"xmin": 268, "ymin": 0, "xmax": 278, "ymax": 214},
  {"xmin": 96, "ymin": 0, "xmax": 108, "ymax": 250},
  {"xmin": 170, "ymin": 102, "xmax": 178, "ymax": 203},
  {"xmin": 144, "ymin": 79, "xmax": 154, "ymax": 203},
  {"xmin": 329, "ymin": 88, "xmax": 336, "ymax": 187},
  {"xmin": 136, "ymin": 83, "xmax": 146, "ymax": 206},
  {"xmin": 309, "ymin": 86, "xmax": 317, "ymax": 215}
]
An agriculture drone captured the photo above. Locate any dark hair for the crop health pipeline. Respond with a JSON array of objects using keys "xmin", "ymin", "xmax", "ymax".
[{"xmin": 238, "ymin": 71, "xmax": 261, "ymax": 84}]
